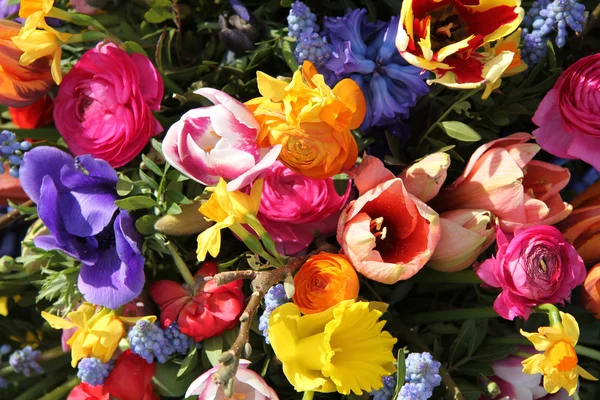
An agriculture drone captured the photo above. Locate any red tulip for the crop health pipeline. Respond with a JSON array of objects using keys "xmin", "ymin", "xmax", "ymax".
[
  {"xmin": 103, "ymin": 350, "xmax": 158, "ymax": 400},
  {"xmin": 149, "ymin": 262, "xmax": 246, "ymax": 342},
  {"xmin": 67, "ymin": 383, "xmax": 109, "ymax": 400},
  {"xmin": 8, "ymin": 94, "xmax": 54, "ymax": 129}
]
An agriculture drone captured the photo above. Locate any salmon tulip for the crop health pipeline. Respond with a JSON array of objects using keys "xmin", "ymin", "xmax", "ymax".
[
  {"xmin": 582, "ymin": 264, "xmax": 600, "ymax": 319},
  {"xmin": 399, "ymin": 152, "xmax": 450, "ymax": 202}
]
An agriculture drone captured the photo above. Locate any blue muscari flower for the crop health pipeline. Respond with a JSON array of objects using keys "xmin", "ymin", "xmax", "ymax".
[
  {"xmin": 128, "ymin": 320, "xmax": 175, "ymax": 364},
  {"xmin": 287, "ymin": 1, "xmax": 331, "ymax": 68},
  {"xmin": 287, "ymin": 1, "xmax": 317, "ymax": 39},
  {"xmin": 322, "ymin": 9, "xmax": 429, "ymax": 130},
  {"xmin": 77, "ymin": 357, "xmax": 112, "ymax": 386},
  {"xmin": 259, "ymin": 284, "xmax": 290, "ymax": 344},
  {"xmin": 371, "ymin": 374, "xmax": 396, "ymax": 400},
  {"xmin": 0, "ymin": 130, "xmax": 32, "ymax": 178},
  {"xmin": 405, "ymin": 352, "xmax": 442, "ymax": 389},
  {"xmin": 398, "ymin": 382, "xmax": 430, "ymax": 400},
  {"xmin": 9, "ymin": 346, "xmax": 43, "ymax": 377},
  {"xmin": 0, "ymin": 377, "xmax": 7, "ymax": 389},
  {"xmin": 164, "ymin": 322, "xmax": 194, "ymax": 355}
]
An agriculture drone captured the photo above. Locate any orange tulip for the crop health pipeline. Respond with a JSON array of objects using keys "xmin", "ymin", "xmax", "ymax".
[
  {"xmin": 9, "ymin": 94, "xmax": 54, "ymax": 129},
  {"xmin": 582, "ymin": 264, "xmax": 600, "ymax": 319},
  {"xmin": 557, "ymin": 180, "xmax": 600, "ymax": 266},
  {"xmin": 293, "ymin": 253, "xmax": 359, "ymax": 314},
  {"xmin": 0, "ymin": 20, "xmax": 53, "ymax": 108}
]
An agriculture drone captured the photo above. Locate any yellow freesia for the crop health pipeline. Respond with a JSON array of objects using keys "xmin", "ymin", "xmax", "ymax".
[
  {"xmin": 268, "ymin": 300, "xmax": 397, "ymax": 395},
  {"xmin": 42, "ymin": 303, "xmax": 156, "ymax": 367},
  {"xmin": 196, "ymin": 178, "xmax": 263, "ymax": 261},
  {"xmin": 520, "ymin": 312, "xmax": 597, "ymax": 395}
]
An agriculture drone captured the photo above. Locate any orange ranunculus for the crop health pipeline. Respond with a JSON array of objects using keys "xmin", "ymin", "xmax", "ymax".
[
  {"xmin": 0, "ymin": 170, "xmax": 28, "ymax": 206},
  {"xmin": 582, "ymin": 264, "xmax": 600, "ymax": 319},
  {"xmin": 0, "ymin": 20, "xmax": 53, "ymax": 108},
  {"xmin": 246, "ymin": 61, "xmax": 366, "ymax": 179},
  {"xmin": 293, "ymin": 253, "xmax": 359, "ymax": 314},
  {"xmin": 557, "ymin": 181, "xmax": 600, "ymax": 266},
  {"xmin": 9, "ymin": 94, "xmax": 54, "ymax": 129}
]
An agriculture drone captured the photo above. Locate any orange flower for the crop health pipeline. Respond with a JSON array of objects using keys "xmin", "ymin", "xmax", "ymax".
[
  {"xmin": 246, "ymin": 61, "xmax": 366, "ymax": 179},
  {"xmin": 0, "ymin": 20, "xmax": 53, "ymax": 108},
  {"xmin": 0, "ymin": 170, "xmax": 27, "ymax": 206},
  {"xmin": 582, "ymin": 264, "xmax": 600, "ymax": 319},
  {"xmin": 293, "ymin": 253, "xmax": 359, "ymax": 314},
  {"xmin": 557, "ymin": 180, "xmax": 600, "ymax": 266},
  {"xmin": 9, "ymin": 94, "xmax": 54, "ymax": 129}
]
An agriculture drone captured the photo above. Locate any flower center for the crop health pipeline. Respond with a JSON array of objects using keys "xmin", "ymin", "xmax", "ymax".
[
  {"xmin": 524, "ymin": 245, "xmax": 562, "ymax": 289},
  {"xmin": 549, "ymin": 341, "xmax": 578, "ymax": 372},
  {"xmin": 430, "ymin": 5, "xmax": 469, "ymax": 53},
  {"xmin": 370, "ymin": 217, "xmax": 387, "ymax": 241}
]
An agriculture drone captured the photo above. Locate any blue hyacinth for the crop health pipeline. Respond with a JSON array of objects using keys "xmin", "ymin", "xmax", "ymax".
[
  {"xmin": 259, "ymin": 284, "xmax": 290, "ymax": 344},
  {"xmin": 77, "ymin": 357, "xmax": 112, "ymax": 386},
  {"xmin": 521, "ymin": 0, "xmax": 586, "ymax": 65},
  {"xmin": 0, "ymin": 130, "xmax": 32, "ymax": 178},
  {"xmin": 321, "ymin": 9, "xmax": 429, "ymax": 130},
  {"xmin": 9, "ymin": 346, "xmax": 43, "ymax": 377},
  {"xmin": 287, "ymin": 1, "xmax": 330, "ymax": 68},
  {"xmin": 164, "ymin": 323, "xmax": 194, "ymax": 355},
  {"xmin": 128, "ymin": 320, "xmax": 175, "ymax": 364},
  {"xmin": 371, "ymin": 374, "xmax": 397, "ymax": 400}
]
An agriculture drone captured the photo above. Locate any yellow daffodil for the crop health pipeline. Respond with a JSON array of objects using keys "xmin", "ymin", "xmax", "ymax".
[
  {"xmin": 197, "ymin": 178, "xmax": 263, "ymax": 261},
  {"xmin": 520, "ymin": 312, "xmax": 597, "ymax": 395},
  {"xmin": 42, "ymin": 303, "xmax": 156, "ymax": 367},
  {"xmin": 268, "ymin": 300, "xmax": 397, "ymax": 395},
  {"xmin": 11, "ymin": 28, "xmax": 71, "ymax": 85},
  {"xmin": 19, "ymin": 0, "xmax": 55, "ymax": 40}
]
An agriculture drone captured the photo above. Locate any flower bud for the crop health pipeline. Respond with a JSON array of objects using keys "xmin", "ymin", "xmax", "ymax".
[
  {"xmin": 399, "ymin": 152, "xmax": 450, "ymax": 202},
  {"xmin": 218, "ymin": 14, "xmax": 260, "ymax": 56},
  {"xmin": 154, "ymin": 200, "xmax": 214, "ymax": 236},
  {"xmin": 428, "ymin": 209, "xmax": 495, "ymax": 272}
]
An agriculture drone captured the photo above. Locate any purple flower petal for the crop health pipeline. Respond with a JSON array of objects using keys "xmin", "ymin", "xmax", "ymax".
[{"xmin": 19, "ymin": 147, "xmax": 74, "ymax": 203}]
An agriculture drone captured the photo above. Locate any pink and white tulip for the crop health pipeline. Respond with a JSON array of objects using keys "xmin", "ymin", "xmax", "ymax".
[
  {"xmin": 399, "ymin": 152, "xmax": 450, "ymax": 202},
  {"xmin": 163, "ymin": 88, "xmax": 281, "ymax": 191},
  {"xmin": 185, "ymin": 360, "xmax": 278, "ymax": 400}
]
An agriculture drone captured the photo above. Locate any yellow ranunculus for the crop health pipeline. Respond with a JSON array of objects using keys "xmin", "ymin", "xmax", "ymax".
[
  {"xmin": 197, "ymin": 178, "xmax": 263, "ymax": 261},
  {"xmin": 246, "ymin": 61, "xmax": 365, "ymax": 179},
  {"xmin": 520, "ymin": 312, "xmax": 597, "ymax": 395},
  {"xmin": 268, "ymin": 300, "xmax": 397, "ymax": 395},
  {"xmin": 42, "ymin": 303, "xmax": 156, "ymax": 367}
]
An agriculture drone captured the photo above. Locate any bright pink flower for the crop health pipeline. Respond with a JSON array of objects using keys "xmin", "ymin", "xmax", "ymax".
[
  {"xmin": 476, "ymin": 225, "xmax": 586, "ymax": 320},
  {"xmin": 431, "ymin": 133, "xmax": 572, "ymax": 232},
  {"xmin": 70, "ymin": 0, "xmax": 104, "ymax": 14},
  {"xmin": 67, "ymin": 383, "xmax": 109, "ymax": 400},
  {"xmin": 337, "ymin": 155, "xmax": 440, "ymax": 284},
  {"xmin": 490, "ymin": 351, "xmax": 571, "ymax": 400},
  {"xmin": 163, "ymin": 88, "xmax": 281, "ymax": 191},
  {"xmin": 533, "ymin": 54, "xmax": 600, "ymax": 171},
  {"xmin": 103, "ymin": 350, "xmax": 158, "ymax": 400},
  {"xmin": 149, "ymin": 262, "xmax": 246, "ymax": 342},
  {"xmin": 185, "ymin": 359, "xmax": 278, "ymax": 400},
  {"xmin": 255, "ymin": 161, "xmax": 349, "ymax": 255},
  {"xmin": 54, "ymin": 42, "xmax": 164, "ymax": 168}
]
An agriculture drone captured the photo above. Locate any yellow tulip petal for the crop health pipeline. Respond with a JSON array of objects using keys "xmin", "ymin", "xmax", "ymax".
[
  {"xmin": 41, "ymin": 311, "xmax": 75, "ymax": 330},
  {"xmin": 120, "ymin": 315, "xmax": 157, "ymax": 325},
  {"xmin": 578, "ymin": 366, "xmax": 598, "ymax": 381},
  {"xmin": 256, "ymin": 71, "xmax": 287, "ymax": 102},
  {"xmin": 560, "ymin": 312, "xmax": 580, "ymax": 344},
  {"xmin": 521, "ymin": 353, "xmax": 544, "ymax": 374},
  {"xmin": 520, "ymin": 330, "xmax": 553, "ymax": 351}
]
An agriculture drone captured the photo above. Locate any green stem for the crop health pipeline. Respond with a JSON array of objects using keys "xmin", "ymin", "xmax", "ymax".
[
  {"xmin": 404, "ymin": 306, "xmax": 498, "ymax": 325},
  {"xmin": 533, "ymin": 304, "xmax": 561, "ymax": 327},
  {"xmin": 38, "ymin": 376, "xmax": 80, "ymax": 400},
  {"xmin": 413, "ymin": 269, "xmax": 482, "ymax": 284},
  {"xmin": 161, "ymin": 74, "xmax": 185, "ymax": 95},
  {"xmin": 418, "ymin": 88, "xmax": 480, "ymax": 146},
  {"xmin": 302, "ymin": 391, "xmax": 314, "ymax": 400},
  {"xmin": 14, "ymin": 370, "xmax": 70, "ymax": 400},
  {"xmin": 229, "ymin": 223, "xmax": 283, "ymax": 267},
  {"xmin": 245, "ymin": 214, "xmax": 286, "ymax": 265},
  {"xmin": 67, "ymin": 31, "xmax": 108, "ymax": 44},
  {"xmin": 574, "ymin": 344, "xmax": 600, "ymax": 362},
  {"xmin": 166, "ymin": 241, "xmax": 196, "ymax": 288},
  {"xmin": 47, "ymin": 7, "xmax": 109, "ymax": 34},
  {"xmin": 38, "ymin": 346, "xmax": 65, "ymax": 361}
]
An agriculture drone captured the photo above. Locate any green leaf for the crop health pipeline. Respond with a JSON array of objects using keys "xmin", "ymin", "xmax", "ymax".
[
  {"xmin": 154, "ymin": 360, "xmax": 200, "ymax": 397},
  {"xmin": 135, "ymin": 215, "xmax": 158, "ymax": 235},
  {"xmin": 144, "ymin": 7, "xmax": 173, "ymax": 24},
  {"xmin": 457, "ymin": 360, "xmax": 494, "ymax": 376},
  {"xmin": 165, "ymin": 190, "xmax": 192, "ymax": 205},
  {"xmin": 440, "ymin": 121, "xmax": 482, "ymax": 142},
  {"xmin": 167, "ymin": 202, "xmax": 182, "ymax": 215},
  {"xmin": 393, "ymin": 350, "xmax": 406, "ymax": 399},
  {"xmin": 176, "ymin": 346, "xmax": 198, "ymax": 380},
  {"xmin": 116, "ymin": 176, "xmax": 135, "ymax": 196},
  {"xmin": 455, "ymin": 379, "xmax": 483, "ymax": 400},
  {"xmin": 449, "ymin": 320, "xmax": 476, "ymax": 365},
  {"xmin": 142, "ymin": 154, "xmax": 164, "ymax": 177},
  {"xmin": 468, "ymin": 319, "xmax": 488, "ymax": 357},
  {"xmin": 280, "ymin": 0, "xmax": 294, "ymax": 6},
  {"xmin": 203, "ymin": 335, "xmax": 223, "ymax": 367},
  {"xmin": 488, "ymin": 111, "xmax": 511, "ymax": 126},
  {"xmin": 124, "ymin": 41, "xmax": 148, "ymax": 57},
  {"xmin": 138, "ymin": 169, "xmax": 159, "ymax": 190},
  {"xmin": 151, "ymin": 138, "xmax": 164, "ymax": 157},
  {"xmin": 166, "ymin": 169, "xmax": 189, "ymax": 182},
  {"xmin": 427, "ymin": 323, "xmax": 460, "ymax": 335},
  {"xmin": 115, "ymin": 196, "xmax": 158, "ymax": 210},
  {"xmin": 471, "ymin": 344, "xmax": 518, "ymax": 362},
  {"xmin": 280, "ymin": 39, "xmax": 299, "ymax": 72}
]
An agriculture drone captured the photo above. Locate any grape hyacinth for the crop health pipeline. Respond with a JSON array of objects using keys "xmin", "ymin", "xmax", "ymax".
[
  {"xmin": 0, "ymin": 345, "xmax": 11, "ymax": 388},
  {"xmin": 77, "ymin": 357, "xmax": 112, "ymax": 386},
  {"xmin": 521, "ymin": 0, "xmax": 586, "ymax": 65},
  {"xmin": 371, "ymin": 374, "xmax": 396, "ymax": 400},
  {"xmin": 163, "ymin": 322, "xmax": 194, "ymax": 355},
  {"xmin": 398, "ymin": 352, "xmax": 442, "ymax": 400},
  {"xmin": 287, "ymin": 1, "xmax": 331, "ymax": 67},
  {"xmin": 0, "ymin": 130, "xmax": 32, "ymax": 178},
  {"xmin": 259, "ymin": 284, "xmax": 290, "ymax": 344},
  {"xmin": 128, "ymin": 320, "xmax": 175, "ymax": 364},
  {"xmin": 9, "ymin": 346, "xmax": 43, "ymax": 377}
]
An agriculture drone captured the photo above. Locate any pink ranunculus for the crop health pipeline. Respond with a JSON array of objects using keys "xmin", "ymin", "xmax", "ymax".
[
  {"xmin": 70, "ymin": 0, "xmax": 105, "ymax": 14},
  {"xmin": 430, "ymin": 133, "xmax": 572, "ymax": 232},
  {"xmin": 53, "ymin": 42, "xmax": 164, "ymax": 168},
  {"xmin": 533, "ymin": 53, "xmax": 600, "ymax": 171},
  {"xmin": 163, "ymin": 88, "xmax": 281, "ymax": 191},
  {"xmin": 255, "ymin": 161, "xmax": 350, "ymax": 255},
  {"xmin": 337, "ymin": 155, "xmax": 440, "ymax": 284},
  {"xmin": 490, "ymin": 350, "xmax": 572, "ymax": 400},
  {"xmin": 475, "ymin": 225, "xmax": 586, "ymax": 320},
  {"xmin": 185, "ymin": 360, "xmax": 278, "ymax": 400}
]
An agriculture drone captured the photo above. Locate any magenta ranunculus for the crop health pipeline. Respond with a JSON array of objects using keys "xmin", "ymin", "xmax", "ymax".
[
  {"xmin": 533, "ymin": 53, "xmax": 600, "ymax": 170},
  {"xmin": 476, "ymin": 225, "xmax": 586, "ymax": 320},
  {"xmin": 255, "ymin": 161, "xmax": 349, "ymax": 255},
  {"xmin": 53, "ymin": 42, "xmax": 164, "ymax": 168},
  {"xmin": 163, "ymin": 88, "xmax": 281, "ymax": 191}
]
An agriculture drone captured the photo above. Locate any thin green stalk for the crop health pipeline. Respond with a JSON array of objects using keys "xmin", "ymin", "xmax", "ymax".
[
  {"xmin": 245, "ymin": 214, "xmax": 285, "ymax": 265},
  {"xmin": 412, "ymin": 269, "xmax": 482, "ymax": 284},
  {"xmin": 574, "ymin": 344, "xmax": 600, "ymax": 362},
  {"xmin": 14, "ymin": 370, "xmax": 70, "ymax": 400},
  {"xmin": 38, "ymin": 346, "xmax": 65, "ymax": 361},
  {"xmin": 166, "ymin": 241, "xmax": 196, "ymax": 288},
  {"xmin": 533, "ymin": 304, "xmax": 561, "ymax": 327},
  {"xmin": 302, "ymin": 391, "xmax": 315, "ymax": 400},
  {"xmin": 229, "ymin": 223, "xmax": 283, "ymax": 267},
  {"xmin": 404, "ymin": 306, "xmax": 498, "ymax": 325},
  {"xmin": 38, "ymin": 376, "xmax": 80, "ymax": 400}
]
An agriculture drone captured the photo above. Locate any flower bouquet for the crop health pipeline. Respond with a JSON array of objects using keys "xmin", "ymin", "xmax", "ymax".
[{"xmin": 0, "ymin": 0, "xmax": 599, "ymax": 399}]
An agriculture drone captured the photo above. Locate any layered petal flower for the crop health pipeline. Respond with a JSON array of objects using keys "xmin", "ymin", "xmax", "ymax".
[
  {"xmin": 9, "ymin": 94, "xmax": 53, "ymax": 129},
  {"xmin": 103, "ymin": 350, "xmax": 158, "ymax": 400},
  {"xmin": 582, "ymin": 264, "xmax": 600, "ymax": 319}
]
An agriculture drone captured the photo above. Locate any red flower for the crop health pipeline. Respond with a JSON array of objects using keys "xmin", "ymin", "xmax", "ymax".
[
  {"xmin": 149, "ymin": 262, "xmax": 246, "ymax": 342},
  {"xmin": 67, "ymin": 383, "xmax": 109, "ymax": 400},
  {"xmin": 103, "ymin": 350, "xmax": 158, "ymax": 400},
  {"xmin": 8, "ymin": 95, "xmax": 54, "ymax": 129}
]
